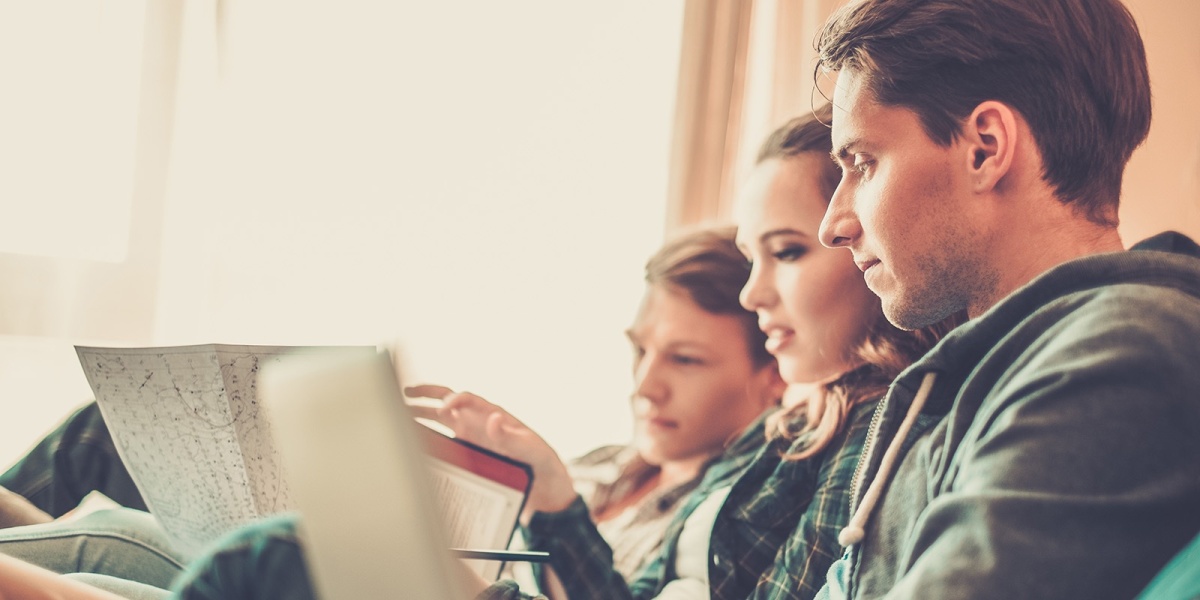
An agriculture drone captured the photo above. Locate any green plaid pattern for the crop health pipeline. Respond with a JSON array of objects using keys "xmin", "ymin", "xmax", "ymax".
[{"xmin": 477, "ymin": 402, "xmax": 875, "ymax": 600}]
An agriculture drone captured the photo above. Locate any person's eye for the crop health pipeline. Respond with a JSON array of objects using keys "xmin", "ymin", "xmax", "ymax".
[
  {"xmin": 772, "ymin": 246, "xmax": 808, "ymax": 262},
  {"xmin": 853, "ymin": 155, "xmax": 874, "ymax": 175},
  {"xmin": 671, "ymin": 354, "xmax": 704, "ymax": 366}
]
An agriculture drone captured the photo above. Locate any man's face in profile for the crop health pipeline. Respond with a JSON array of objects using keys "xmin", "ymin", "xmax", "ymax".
[{"xmin": 820, "ymin": 70, "xmax": 987, "ymax": 329}]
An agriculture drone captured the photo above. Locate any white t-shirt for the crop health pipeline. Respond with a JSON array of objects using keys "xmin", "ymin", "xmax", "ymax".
[{"xmin": 654, "ymin": 485, "xmax": 733, "ymax": 600}]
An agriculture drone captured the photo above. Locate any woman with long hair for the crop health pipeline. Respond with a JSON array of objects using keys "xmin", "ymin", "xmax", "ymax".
[
  {"xmin": 437, "ymin": 103, "xmax": 961, "ymax": 600},
  {"xmin": 0, "ymin": 106, "xmax": 961, "ymax": 600}
]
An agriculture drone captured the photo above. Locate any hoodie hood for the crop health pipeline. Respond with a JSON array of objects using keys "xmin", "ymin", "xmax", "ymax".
[{"xmin": 840, "ymin": 231, "xmax": 1200, "ymax": 547}]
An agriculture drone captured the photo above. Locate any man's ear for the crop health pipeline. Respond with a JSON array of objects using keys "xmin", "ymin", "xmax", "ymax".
[{"xmin": 964, "ymin": 101, "xmax": 1018, "ymax": 194}]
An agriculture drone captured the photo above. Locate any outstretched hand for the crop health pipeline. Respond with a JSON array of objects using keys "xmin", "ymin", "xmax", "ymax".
[{"xmin": 405, "ymin": 385, "xmax": 579, "ymax": 515}]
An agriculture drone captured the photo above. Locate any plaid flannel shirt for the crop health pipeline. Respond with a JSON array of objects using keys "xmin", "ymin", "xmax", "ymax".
[
  {"xmin": 477, "ymin": 401, "xmax": 877, "ymax": 600},
  {"xmin": 570, "ymin": 444, "xmax": 704, "ymax": 579}
]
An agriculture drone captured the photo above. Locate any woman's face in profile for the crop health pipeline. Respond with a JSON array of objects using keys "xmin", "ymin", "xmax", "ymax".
[
  {"xmin": 626, "ymin": 284, "xmax": 780, "ymax": 467},
  {"xmin": 736, "ymin": 153, "xmax": 880, "ymax": 385}
]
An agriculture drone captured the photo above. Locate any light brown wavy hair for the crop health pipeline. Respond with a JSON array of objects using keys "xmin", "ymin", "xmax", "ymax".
[
  {"xmin": 758, "ymin": 104, "xmax": 964, "ymax": 459},
  {"xmin": 644, "ymin": 225, "xmax": 774, "ymax": 371}
]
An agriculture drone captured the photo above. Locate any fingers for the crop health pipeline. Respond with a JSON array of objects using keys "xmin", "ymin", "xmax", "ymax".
[
  {"xmin": 406, "ymin": 402, "xmax": 443, "ymax": 421},
  {"xmin": 404, "ymin": 384, "xmax": 496, "ymax": 413},
  {"xmin": 439, "ymin": 390, "xmax": 495, "ymax": 412},
  {"xmin": 485, "ymin": 411, "xmax": 509, "ymax": 441},
  {"xmin": 404, "ymin": 384, "xmax": 455, "ymax": 401},
  {"xmin": 403, "ymin": 385, "xmax": 517, "ymax": 450},
  {"xmin": 404, "ymin": 385, "xmax": 488, "ymax": 423}
]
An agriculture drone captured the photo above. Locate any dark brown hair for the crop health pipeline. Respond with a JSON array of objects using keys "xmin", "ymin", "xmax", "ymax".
[
  {"xmin": 755, "ymin": 105, "xmax": 964, "ymax": 458},
  {"xmin": 817, "ymin": 0, "xmax": 1151, "ymax": 226},
  {"xmin": 644, "ymin": 226, "xmax": 773, "ymax": 368}
]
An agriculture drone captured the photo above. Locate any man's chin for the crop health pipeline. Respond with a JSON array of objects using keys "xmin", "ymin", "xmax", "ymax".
[
  {"xmin": 880, "ymin": 290, "xmax": 927, "ymax": 330},
  {"xmin": 883, "ymin": 294, "xmax": 963, "ymax": 331}
]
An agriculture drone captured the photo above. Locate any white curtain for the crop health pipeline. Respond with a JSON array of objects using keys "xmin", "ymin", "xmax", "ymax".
[
  {"xmin": 0, "ymin": 0, "xmax": 689, "ymax": 465},
  {"xmin": 0, "ymin": 1, "xmax": 184, "ymax": 342}
]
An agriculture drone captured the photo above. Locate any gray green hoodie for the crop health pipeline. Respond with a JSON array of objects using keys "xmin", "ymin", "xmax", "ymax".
[{"xmin": 817, "ymin": 232, "xmax": 1200, "ymax": 600}]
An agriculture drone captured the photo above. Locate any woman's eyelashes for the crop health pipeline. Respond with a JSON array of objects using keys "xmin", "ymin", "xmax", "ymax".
[{"xmin": 771, "ymin": 245, "xmax": 808, "ymax": 263}]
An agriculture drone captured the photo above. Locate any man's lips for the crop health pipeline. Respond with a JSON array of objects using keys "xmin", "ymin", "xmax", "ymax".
[
  {"xmin": 641, "ymin": 416, "xmax": 678, "ymax": 431},
  {"xmin": 855, "ymin": 258, "xmax": 880, "ymax": 273}
]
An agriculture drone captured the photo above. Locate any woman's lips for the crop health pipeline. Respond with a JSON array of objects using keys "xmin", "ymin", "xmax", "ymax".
[{"xmin": 765, "ymin": 328, "xmax": 794, "ymax": 354}]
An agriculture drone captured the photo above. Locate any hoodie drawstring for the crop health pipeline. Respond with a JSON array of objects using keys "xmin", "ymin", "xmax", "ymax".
[{"xmin": 838, "ymin": 371, "xmax": 938, "ymax": 547}]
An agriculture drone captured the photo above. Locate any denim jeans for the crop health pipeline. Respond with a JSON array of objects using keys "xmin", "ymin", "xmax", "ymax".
[
  {"xmin": 0, "ymin": 400, "xmax": 319, "ymax": 599},
  {"xmin": 0, "ymin": 508, "xmax": 317, "ymax": 599},
  {"xmin": 0, "ymin": 507, "xmax": 186, "ymax": 588},
  {"xmin": 67, "ymin": 573, "xmax": 172, "ymax": 600}
]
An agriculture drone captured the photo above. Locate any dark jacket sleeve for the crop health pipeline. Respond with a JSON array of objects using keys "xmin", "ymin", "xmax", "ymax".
[
  {"xmin": 523, "ymin": 496, "xmax": 641, "ymax": 600},
  {"xmin": 0, "ymin": 401, "xmax": 145, "ymax": 515}
]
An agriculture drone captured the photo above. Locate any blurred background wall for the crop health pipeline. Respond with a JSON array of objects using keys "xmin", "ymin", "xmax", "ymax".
[
  {"xmin": 1, "ymin": 0, "xmax": 1196, "ymax": 469},
  {"xmin": 0, "ymin": 0, "xmax": 683, "ymax": 464}
]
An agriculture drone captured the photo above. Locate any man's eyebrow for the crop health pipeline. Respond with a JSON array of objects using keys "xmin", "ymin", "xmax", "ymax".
[{"xmin": 831, "ymin": 138, "xmax": 860, "ymax": 163}]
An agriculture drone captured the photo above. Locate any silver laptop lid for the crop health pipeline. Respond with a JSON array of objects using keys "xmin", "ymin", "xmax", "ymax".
[{"xmin": 260, "ymin": 349, "xmax": 468, "ymax": 599}]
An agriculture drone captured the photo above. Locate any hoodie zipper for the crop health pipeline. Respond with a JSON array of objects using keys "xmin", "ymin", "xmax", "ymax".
[{"xmin": 848, "ymin": 394, "xmax": 888, "ymax": 513}]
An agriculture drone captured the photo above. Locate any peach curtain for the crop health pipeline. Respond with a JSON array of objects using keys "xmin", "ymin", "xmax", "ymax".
[
  {"xmin": 664, "ymin": 0, "xmax": 844, "ymax": 233},
  {"xmin": 664, "ymin": 0, "xmax": 756, "ymax": 234}
]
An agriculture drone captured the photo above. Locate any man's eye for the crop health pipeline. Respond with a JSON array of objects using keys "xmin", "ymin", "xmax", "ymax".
[
  {"xmin": 672, "ymin": 355, "xmax": 703, "ymax": 366},
  {"xmin": 853, "ymin": 156, "xmax": 874, "ymax": 174}
]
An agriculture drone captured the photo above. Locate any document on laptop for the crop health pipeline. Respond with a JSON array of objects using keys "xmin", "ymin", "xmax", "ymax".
[
  {"xmin": 76, "ymin": 343, "xmax": 533, "ymax": 573},
  {"xmin": 424, "ymin": 427, "xmax": 531, "ymax": 555}
]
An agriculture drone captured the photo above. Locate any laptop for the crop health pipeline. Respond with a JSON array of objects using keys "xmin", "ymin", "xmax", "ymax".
[{"xmin": 259, "ymin": 349, "xmax": 533, "ymax": 599}]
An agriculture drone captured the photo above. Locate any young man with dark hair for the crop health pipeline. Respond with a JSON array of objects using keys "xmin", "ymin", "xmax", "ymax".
[{"xmin": 813, "ymin": 0, "xmax": 1200, "ymax": 598}]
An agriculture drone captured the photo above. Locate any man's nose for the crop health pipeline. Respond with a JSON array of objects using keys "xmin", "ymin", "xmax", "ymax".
[{"xmin": 818, "ymin": 180, "xmax": 861, "ymax": 248}]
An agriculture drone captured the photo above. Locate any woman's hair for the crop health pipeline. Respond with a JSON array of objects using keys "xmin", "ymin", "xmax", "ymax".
[
  {"xmin": 756, "ymin": 102, "xmax": 841, "ymax": 198},
  {"xmin": 644, "ymin": 226, "xmax": 773, "ymax": 369},
  {"xmin": 757, "ymin": 104, "xmax": 964, "ymax": 459}
]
